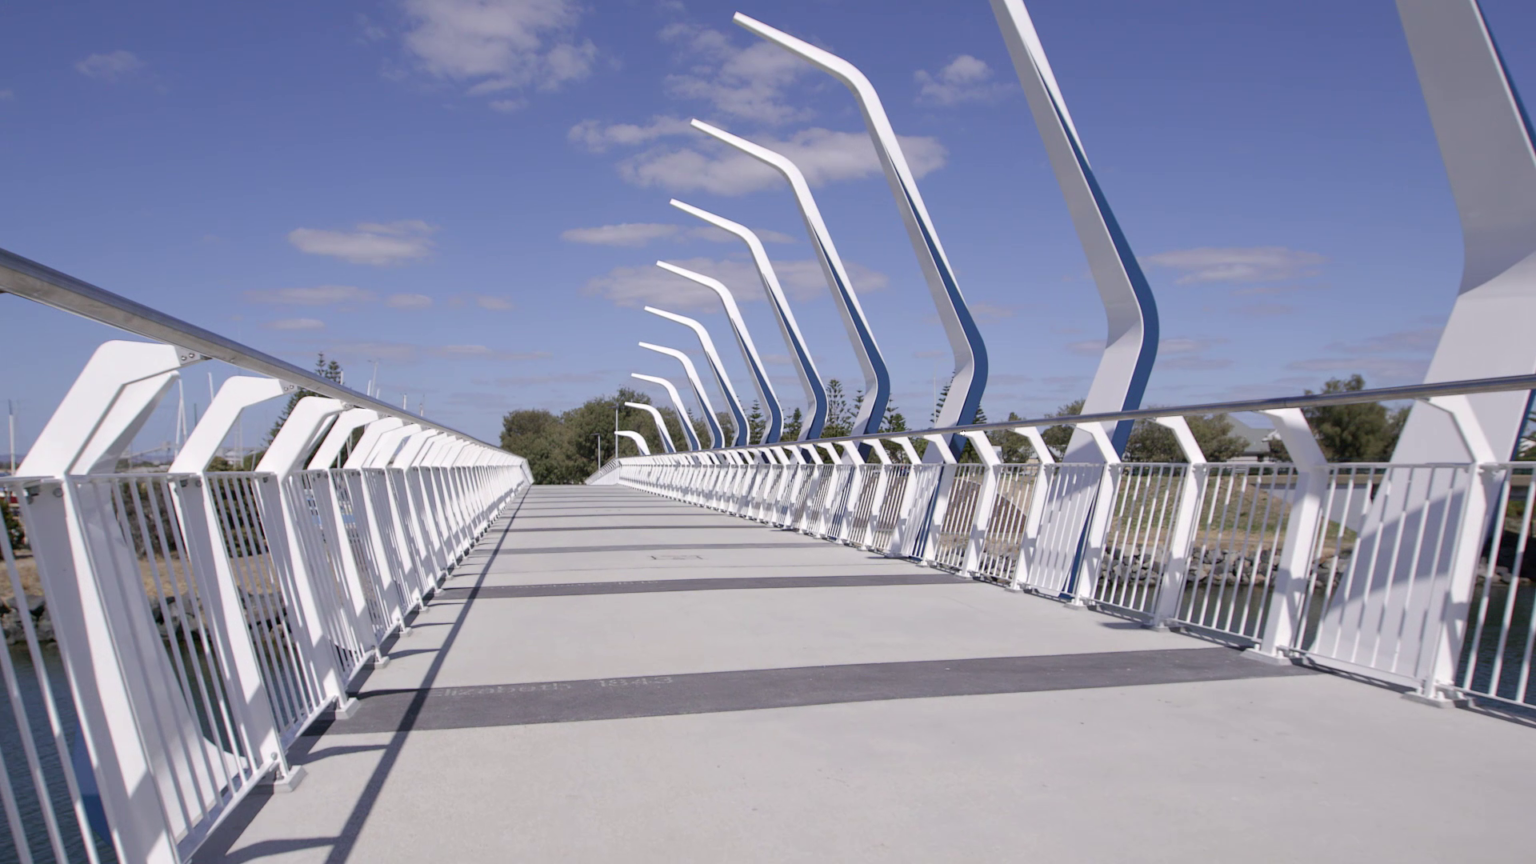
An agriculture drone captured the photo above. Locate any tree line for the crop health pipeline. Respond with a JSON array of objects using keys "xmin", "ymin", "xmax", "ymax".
[{"xmin": 500, "ymin": 373, "xmax": 1436, "ymax": 484}]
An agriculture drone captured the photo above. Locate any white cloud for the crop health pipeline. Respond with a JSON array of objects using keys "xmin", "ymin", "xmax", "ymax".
[
  {"xmin": 1157, "ymin": 336, "xmax": 1232, "ymax": 370},
  {"xmin": 585, "ymin": 255, "xmax": 887, "ymax": 309},
  {"xmin": 1286, "ymin": 328, "xmax": 1440, "ymax": 386},
  {"xmin": 619, "ymin": 127, "xmax": 947, "ymax": 196},
  {"xmin": 568, "ymin": 115, "xmax": 692, "ymax": 152},
  {"xmin": 488, "ymin": 98, "xmax": 524, "ymax": 113},
  {"xmin": 386, "ymin": 293, "xmax": 433, "ymax": 309},
  {"xmin": 969, "ymin": 301, "xmax": 1017, "ymax": 321},
  {"xmin": 1285, "ymin": 356, "xmax": 1429, "ymax": 384},
  {"xmin": 0, "ymin": 89, "xmax": 14, "ymax": 102},
  {"xmin": 75, "ymin": 50, "xmax": 144, "ymax": 82},
  {"xmin": 245, "ymin": 285, "xmax": 376, "ymax": 306},
  {"xmin": 265, "ymin": 318, "xmax": 325, "ymax": 331},
  {"xmin": 687, "ymin": 225, "xmax": 796, "ymax": 244},
  {"xmin": 1325, "ymin": 327, "xmax": 1440, "ymax": 356},
  {"xmin": 559, "ymin": 222, "xmax": 796, "ymax": 248},
  {"xmin": 474, "ymin": 294, "xmax": 514, "ymax": 310},
  {"xmin": 660, "ymin": 22, "xmax": 813, "ymax": 125},
  {"xmin": 1063, "ymin": 335, "xmax": 1229, "ymax": 369},
  {"xmin": 562, "ymin": 223, "xmax": 681, "ymax": 247},
  {"xmin": 447, "ymin": 293, "xmax": 515, "ymax": 311},
  {"xmin": 400, "ymin": 0, "xmax": 596, "ymax": 104},
  {"xmin": 328, "ymin": 340, "xmax": 548, "ymax": 363},
  {"xmin": 1143, "ymin": 246, "xmax": 1326, "ymax": 284},
  {"xmin": 915, "ymin": 55, "xmax": 1010, "ymax": 106},
  {"xmin": 287, "ymin": 220, "xmax": 438, "ymax": 266}
]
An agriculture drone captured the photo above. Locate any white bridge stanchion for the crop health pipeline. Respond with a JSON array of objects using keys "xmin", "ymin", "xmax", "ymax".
[{"xmin": 0, "ymin": 333, "xmax": 528, "ymax": 863}]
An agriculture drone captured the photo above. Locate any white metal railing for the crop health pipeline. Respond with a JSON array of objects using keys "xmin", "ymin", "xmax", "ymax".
[
  {"xmin": 0, "ymin": 246, "xmax": 532, "ymax": 862},
  {"xmin": 601, "ymin": 378, "xmax": 1536, "ymax": 720}
]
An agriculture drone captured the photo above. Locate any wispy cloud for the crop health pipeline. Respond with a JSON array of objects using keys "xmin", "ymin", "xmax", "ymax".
[
  {"xmin": 915, "ymin": 55, "xmax": 1010, "ymax": 106},
  {"xmin": 398, "ymin": 0, "xmax": 597, "ymax": 108},
  {"xmin": 560, "ymin": 222, "xmax": 796, "ymax": 247},
  {"xmin": 588, "ymin": 256, "xmax": 888, "ymax": 309},
  {"xmin": 561, "ymin": 223, "xmax": 680, "ymax": 247},
  {"xmin": 1144, "ymin": 246, "xmax": 1325, "ymax": 284},
  {"xmin": 614, "ymin": 127, "xmax": 947, "ymax": 196},
  {"xmin": 245, "ymin": 285, "xmax": 376, "ymax": 306},
  {"xmin": 287, "ymin": 220, "xmax": 438, "ymax": 266},
  {"xmin": 386, "ymin": 293, "xmax": 433, "ymax": 309},
  {"xmin": 659, "ymin": 22, "xmax": 813, "ymax": 125},
  {"xmin": 265, "ymin": 317, "xmax": 325, "ymax": 331},
  {"xmin": 447, "ymin": 293, "xmax": 514, "ymax": 311},
  {"xmin": 568, "ymin": 115, "xmax": 692, "ymax": 152},
  {"xmin": 75, "ymin": 50, "xmax": 145, "ymax": 82},
  {"xmin": 1157, "ymin": 336, "xmax": 1232, "ymax": 370},
  {"xmin": 0, "ymin": 89, "xmax": 14, "ymax": 102},
  {"xmin": 328, "ymin": 340, "xmax": 547, "ymax": 364},
  {"xmin": 1284, "ymin": 327, "xmax": 1440, "ymax": 386}
]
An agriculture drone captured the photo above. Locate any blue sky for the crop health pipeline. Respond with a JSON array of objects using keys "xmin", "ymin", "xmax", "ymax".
[{"xmin": 3, "ymin": 0, "xmax": 1535, "ymax": 457}]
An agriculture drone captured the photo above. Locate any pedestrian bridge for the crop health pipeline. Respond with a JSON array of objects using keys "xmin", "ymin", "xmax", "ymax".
[
  {"xmin": 192, "ymin": 485, "xmax": 1529, "ymax": 862},
  {"xmin": 5, "ymin": 1, "xmax": 1536, "ymax": 860}
]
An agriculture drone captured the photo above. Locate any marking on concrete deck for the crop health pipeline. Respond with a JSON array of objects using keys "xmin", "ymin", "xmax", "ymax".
[
  {"xmin": 328, "ymin": 647, "xmax": 1311, "ymax": 735},
  {"xmin": 502, "ymin": 541, "xmax": 838, "ymax": 555},
  {"xmin": 434, "ymin": 572, "xmax": 967, "ymax": 599}
]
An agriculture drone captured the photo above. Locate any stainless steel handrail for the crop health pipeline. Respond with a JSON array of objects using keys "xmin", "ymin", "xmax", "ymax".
[
  {"xmin": 0, "ymin": 245, "xmax": 498, "ymax": 447},
  {"xmin": 653, "ymin": 372, "xmax": 1536, "ymax": 456}
]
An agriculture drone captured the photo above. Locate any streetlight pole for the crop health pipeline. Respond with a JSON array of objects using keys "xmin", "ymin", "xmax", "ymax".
[{"xmin": 595, "ymin": 433, "xmax": 602, "ymax": 471}]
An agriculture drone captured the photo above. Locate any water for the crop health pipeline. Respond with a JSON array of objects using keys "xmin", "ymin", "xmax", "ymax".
[{"xmin": 0, "ymin": 644, "xmax": 116, "ymax": 864}]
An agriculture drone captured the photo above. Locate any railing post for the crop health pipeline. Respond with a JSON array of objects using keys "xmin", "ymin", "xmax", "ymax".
[
  {"xmin": 1253, "ymin": 408, "xmax": 1329, "ymax": 660},
  {"xmin": 959, "ymin": 430, "xmax": 1002, "ymax": 577},
  {"xmin": 1411, "ymin": 395, "xmax": 1501, "ymax": 700},
  {"xmin": 1148, "ymin": 417, "xmax": 1208, "ymax": 628},
  {"xmin": 1069, "ymin": 422, "xmax": 1123, "ymax": 606},
  {"xmin": 1009, "ymin": 426, "xmax": 1056, "ymax": 591},
  {"xmin": 257, "ymin": 397, "xmax": 359, "ymax": 713}
]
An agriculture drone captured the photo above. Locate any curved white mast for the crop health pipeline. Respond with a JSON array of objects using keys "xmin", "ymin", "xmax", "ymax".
[
  {"xmin": 656, "ymin": 261, "xmax": 782, "ymax": 443},
  {"xmin": 670, "ymin": 198, "xmax": 827, "ymax": 440},
  {"xmin": 690, "ymin": 119, "xmax": 890, "ymax": 439},
  {"xmin": 640, "ymin": 342, "xmax": 724, "ymax": 448},
  {"xmin": 645, "ymin": 306, "xmax": 749, "ymax": 447},
  {"xmin": 630, "ymin": 373, "xmax": 699, "ymax": 451}
]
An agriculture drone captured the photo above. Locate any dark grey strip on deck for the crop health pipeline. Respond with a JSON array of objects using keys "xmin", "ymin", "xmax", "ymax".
[
  {"xmin": 330, "ymin": 647, "xmax": 1310, "ymax": 735},
  {"xmin": 506, "ymin": 524, "xmax": 762, "ymax": 534},
  {"xmin": 435, "ymin": 572, "xmax": 966, "ymax": 599},
  {"xmin": 501, "ymin": 541, "xmax": 839, "ymax": 555}
]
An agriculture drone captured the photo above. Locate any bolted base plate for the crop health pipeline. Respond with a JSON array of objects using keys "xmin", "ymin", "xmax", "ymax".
[
  {"xmin": 270, "ymin": 765, "xmax": 306, "ymax": 793},
  {"xmin": 1242, "ymin": 650, "xmax": 1295, "ymax": 667}
]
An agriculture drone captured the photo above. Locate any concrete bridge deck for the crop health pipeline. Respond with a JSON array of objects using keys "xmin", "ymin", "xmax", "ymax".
[{"xmin": 203, "ymin": 486, "xmax": 1535, "ymax": 863}]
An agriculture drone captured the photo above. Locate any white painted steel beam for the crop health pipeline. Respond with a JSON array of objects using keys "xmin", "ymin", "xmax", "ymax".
[
  {"xmin": 670, "ymin": 199, "xmax": 827, "ymax": 440},
  {"xmin": 1393, "ymin": 0, "xmax": 1536, "ymax": 462},
  {"xmin": 632, "ymin": 373, "xmax": 700, "ymax": 451},
  {"xmin": 616, "ymin": 430, "xmax": 651, "ymax": 456},
  {"xmin": 656, "ymin": 260, "xmax": 782, "ymax": 443},
  {"xmin": 626, "ymin": 401, "xmax": 677, "ymax": 454},
  {"xmin": 640, "ymin": 342, "xmax": 724, "ymax": 448},
  {"xmin": 735, "ymin": 14, "xmax": 986, "ymax": 454},
  {"xmin": 690, "ymin": 119, "xmax": 890, "ymax": 440},
  {"xmin": 645, "ymin": 306, "xmax": 749, "ymax": 447},
  {"xmin": 991, "ymin": 0, "xmax": 1158, "ymax": 459}
]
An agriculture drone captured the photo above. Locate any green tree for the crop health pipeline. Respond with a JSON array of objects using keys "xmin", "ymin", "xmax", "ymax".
[
  {"xmin": 268, "ymin": 353, "xmax": 343, "ymax": 445},
  {"xmin": 1122, "ymin": 413, "xmax": 1250, "ymax": 463},
  {"xmin": 823, "ymin": 379, "xmax": 854, "ymax": 438},
  {"xmin": 1040, "ymin": 398, "xmax": 1085, "ymax": 460},
  {"xmin": 783, "ymin": 407, "xmax": 804, "ymax": 441},
  {"xmin": 746, "ymin": 401, "xmax": 765, "ymax": 444},
  {"xmin": 499, "ymin": 389, "xmax": 689, "ymax": 484},
  {"xmin": 996, "ymin": 412, "xmax": 1036, "ymax": 463},
  {"xmin": 2, "ymin": 496, "xmax": 24, "ymax": 551},
  {"xmin": 1268, "ymin": 375, "xmax": 1407, "ymax": 462}
]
